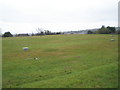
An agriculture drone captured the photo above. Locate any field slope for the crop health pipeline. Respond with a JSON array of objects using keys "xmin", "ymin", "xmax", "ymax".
[{"xmin": 2, "ymin": 34, "xmax": 118, "ymax": 88}]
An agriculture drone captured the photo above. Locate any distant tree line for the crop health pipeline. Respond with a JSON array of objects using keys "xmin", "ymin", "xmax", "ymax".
[
  {"xmin": 2, "ymin": 30, "xmax": 62, "ymax": 37},
  {"xmin": 32, "ymin": 31, "xmax": 62, "ymax": 36},
  {"xmin": 2, "ymin": 26, "xmax": 120, "ymax": 37},
  {"xmin": 34, "ymin": 28, "xmax": 62, "ymax": 36},
  {"xmin": 87, "ymin": 25, "xmax": 120, "ymax": 34}
]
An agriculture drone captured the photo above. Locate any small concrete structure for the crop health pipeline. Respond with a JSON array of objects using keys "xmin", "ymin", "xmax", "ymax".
[
  {"xmin": 23, "ymin": 47, "xmax": 29, "ymax": 51},
  {"xmin": 110, "ymin": 39, "xmax": 115, "ymax": 41}
]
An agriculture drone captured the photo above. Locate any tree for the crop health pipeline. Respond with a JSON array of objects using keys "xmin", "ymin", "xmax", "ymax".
[
  {"xmin": 98, "ymin": 25, "xmax": 110, "ymax": 34},
  {"xmin": 56, "ymin": 32, "xmax": 61, "ymax": 35},
  {"xmin": 44, "ymin": 30, "xmax": 51, "ymax": 35},
  {"xmin": 107, "ymin": 26, "xmax": 116, "ymax": 34},
  {"xmin": 87, "ymin": 30, "xmax": 93, "ymax": 34},
  {"xmin": 3, "ymin": 32, "xmax": 13, "ymax": 37},
  {"xmin": 36, "ymin": 28, "xmax": 44, "ymax": 35}
]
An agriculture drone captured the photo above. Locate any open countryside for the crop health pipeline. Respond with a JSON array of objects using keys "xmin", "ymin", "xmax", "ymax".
[{"xmin": 3, "ymin": 34, "xmax": 118, "ymax": 88}]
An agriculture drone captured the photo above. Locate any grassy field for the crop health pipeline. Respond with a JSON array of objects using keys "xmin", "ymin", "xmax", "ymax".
[{"xmin": 2, "ymin": 34, "xmax": 118, "ymax": 88}]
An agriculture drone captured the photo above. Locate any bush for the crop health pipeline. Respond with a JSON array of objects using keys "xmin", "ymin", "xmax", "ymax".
[
  {"xmin": 87, "ymin": 30, "xmax": 93, "ymax": 34},
  {"xmin": 97, "ymin": 26, "xmax": 116, "ymax": 34},
  {"xmin": 107, "ymin": 26, "xmax": 116, "ymax": 34},
  {"xmin": 3, "ymin": 32, "xmax": 13, "ymax": 37}
]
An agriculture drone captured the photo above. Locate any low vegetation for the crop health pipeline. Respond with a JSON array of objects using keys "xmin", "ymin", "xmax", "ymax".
[{"xmin": 3, "ymin": 34, "xmax": 118, "ymax": 88}]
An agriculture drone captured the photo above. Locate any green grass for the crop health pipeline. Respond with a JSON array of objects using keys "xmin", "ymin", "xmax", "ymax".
[{"xmin": 2, "ymin": 34, "xmax": 118, "ymax": 88}]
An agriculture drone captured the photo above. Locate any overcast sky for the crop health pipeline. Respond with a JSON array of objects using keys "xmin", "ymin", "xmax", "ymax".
[{"xmin": 0, "ymin": 0, "xmax": 119, "ymax": 34}]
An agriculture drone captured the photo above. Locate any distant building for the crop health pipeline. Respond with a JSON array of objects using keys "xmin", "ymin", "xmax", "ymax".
[{"xmin": 15, "ymin": 34, "xmax": 29, "ymax": 37}]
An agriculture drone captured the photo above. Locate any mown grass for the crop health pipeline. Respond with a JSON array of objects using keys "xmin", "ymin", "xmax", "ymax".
[{"xmin": 2, "ymin": 34, "xmax": 118, "ymax": 88}]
